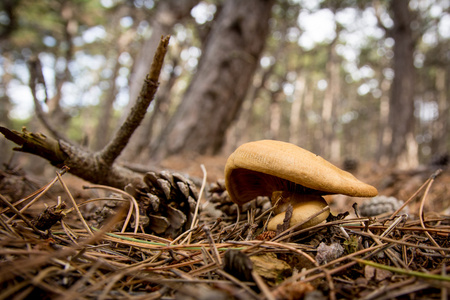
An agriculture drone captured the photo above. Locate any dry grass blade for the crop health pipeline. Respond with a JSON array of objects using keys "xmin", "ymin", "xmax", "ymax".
[
  {"xmin": 183, "ymin": 163, "xmax": 207, "ymax": 245},
  {"xmin": 57, "ymin": 170, "xmax": 93, "ymax": 236},
  {"xmin": 417, "ymin": 170, "xmax": 445, "ymax": 256},
  {"xmin": 353, "ymin": 258, "xmax": 450, "ymax": 281}
]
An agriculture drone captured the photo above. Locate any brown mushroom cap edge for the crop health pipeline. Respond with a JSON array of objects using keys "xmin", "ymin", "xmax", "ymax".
[{"xmin": 224, "ymin": 140, "xmax": 378, "ymax": 229}]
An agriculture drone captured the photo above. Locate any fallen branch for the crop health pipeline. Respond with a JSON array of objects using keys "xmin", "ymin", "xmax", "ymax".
[{"xmin": 1, "ymin": 35, "xmax": 170, "ymax": 190}]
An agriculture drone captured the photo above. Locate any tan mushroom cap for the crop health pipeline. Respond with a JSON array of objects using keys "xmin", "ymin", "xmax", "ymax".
[{"xmin": 225, "ymin": 140, "xmax": 378, "ymax": 206}]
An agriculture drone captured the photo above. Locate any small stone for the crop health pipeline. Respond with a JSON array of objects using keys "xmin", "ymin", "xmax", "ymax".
[
  {"xmin": 359, "ymin": 196, "xmax": 408, "ymax": 216},
  {"xmin": 316, "ymin": 242, "xmax": 344, "ymax": 265}
]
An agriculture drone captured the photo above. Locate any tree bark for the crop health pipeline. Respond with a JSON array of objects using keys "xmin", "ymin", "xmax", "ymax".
[
  {"xmin": 321, "ymin": 34, "xmax": 341, "ymax": 161},
  {"xmin": 289, "ymin": 75, "xmax": 306, "ymax": 145},
  {"xmin": 431, "ymin": 67, "xmax": 449, "ymax": 155},
  {"xmin": 224, "ymin": 63, "xmax": 274, "ymax": 153},
  {"xmin": 152, "ymin": 0, "xmax": 274, "ymax": 159},
  {"xmin": 0, "ymin": 54, "xmax": 13, "ymax": 165},
  {"xmin": 387, "ymin": 0, "xmax": 418, "ymax": 168},
  {"xmin": 376, "ymin": 78, "xmax": 391, "ymax": 165},
  {"xmin": 268, "ymin": 91, "xmax": 282, "ymax": 140},
  {"xmin": 94, "ymin": 50, "xmax": 121, "ymax": 151},
  {"xmin": 126, "ymin": 0, "xmax": 200, "ymax": 112}
]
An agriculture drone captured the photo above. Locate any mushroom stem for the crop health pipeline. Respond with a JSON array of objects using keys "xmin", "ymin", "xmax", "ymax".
[{"xmin": 267, "ymin": 192, "xmax": 330, "ymax": 231}]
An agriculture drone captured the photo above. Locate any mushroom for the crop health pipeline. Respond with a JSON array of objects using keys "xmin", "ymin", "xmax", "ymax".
[{"xmin": 224, "ymin": 140, "xmax": 378, "ymax": 231}]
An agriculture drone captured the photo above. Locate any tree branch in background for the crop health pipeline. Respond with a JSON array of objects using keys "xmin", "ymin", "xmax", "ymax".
[
  {"xmin": 27, "ymin": 56, "xmax": 69, "ymax": 142},
  {"xmin": 97, "ymin": 35, "xmax": 170, "ymax": 166},
  {"xmin": 1, "ymin": 35, "xmax": 171, "ymax": 190}
]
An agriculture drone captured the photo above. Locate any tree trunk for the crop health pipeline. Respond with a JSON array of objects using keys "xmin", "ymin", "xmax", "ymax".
[
  {"xmin": 289, "ymin": 74, "xmax": 306, "ymax": 145},
  {"xmin": 126, "ymin": 0, "xmax": 200, "ymax": 112},
  {"xmin": 0, "ymin": 55, "xmax": 13, "ymax": 165},
  {"xmin": 431, "ymin": 67, "xmax": 449, "ymax": 155},
  {"xmin": 152, "ymin": 0, "xmax": 274, "ymax": 159},
  {"xmin": 376, "ymin": 78, "xmax": 391, "ymax": 165},
  {"xmin": 303, "ymin": 80, "xmax": 315, "ymax": 151},
  {"xmin": 94, "ymin": 50, "xmax": 121, "ymax": 150},
  {"xmin": 268, "ymin": 91, "xmax": 282, "ymax": 140},
  {"xmin": 44, "ymin": 1, "xmax": 76, "ymax": 135},
  {"xmin": 120, "ymin": 0, "xmax": 199, "ymax": 161},
  {"xmin": 321, "ymin": 35, "xmax": 341, "ymax": 161},
  {"xmin": 387, "ymin": 0, "xmax": 418, "ymax": 168},
  {"xmin": 224, "ymin": 64, "xmax": 273, "ymax": 153}
]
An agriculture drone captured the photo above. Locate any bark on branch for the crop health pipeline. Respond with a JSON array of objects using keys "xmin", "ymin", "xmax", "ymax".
[{"xmin": 1, "ymin": 35, "xmax": 171, "ymax": 190}]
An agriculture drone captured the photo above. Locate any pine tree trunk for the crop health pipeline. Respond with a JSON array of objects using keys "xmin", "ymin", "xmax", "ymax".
[
  {"xmin": 321, "ymin": 35, "xmax": 340, "ymax": 161},
  {"xmin": 387, "ymin": 0, "xmax": 418, "ymax": 168},
  {"xmin": 152, "ymin": 0, "xmax": 274, "ymax": 159},
  {"xmin": 376, "ymin": 78, "xmax": 391, "ymax": 165},
  {"xmin": 120, "ymin": 0, "xmax": 200, "ymax": 161},
  {"xmin": 0, "ymin": 55, "xmax": 13, "ymax": 165},
  {"xmin": 289, "ymin": 75, "xmax": 306, "ymax": 145},
  {"xmin": 432, "ymin": 67, "xmax": 449, "ymax": 155},
  {"xmin": 126, "ymin": 0, "xmax": 200, "ymax": 114},
  {"xmin": 94, "ymin": 51, "xmax": 121, "ymax": 150}
]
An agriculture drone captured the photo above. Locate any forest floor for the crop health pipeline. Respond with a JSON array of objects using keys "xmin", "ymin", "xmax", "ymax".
[{"xmin": 0, "ymin": 155, "xmax": 449, "ymax": 299}]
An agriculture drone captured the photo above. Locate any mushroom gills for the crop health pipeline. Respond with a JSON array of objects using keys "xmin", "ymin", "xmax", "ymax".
[{"xmin": 267, "ymin": 192, "xmax": 330, "ymax": 231}]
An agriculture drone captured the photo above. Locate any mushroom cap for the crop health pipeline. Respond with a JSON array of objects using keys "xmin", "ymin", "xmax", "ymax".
[{"xmin": 225, "ymin": 140, "xmax": 378, "ymax": 205}]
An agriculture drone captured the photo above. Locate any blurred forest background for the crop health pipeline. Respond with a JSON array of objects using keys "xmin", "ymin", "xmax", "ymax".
[{"xmin": 0, "ymin": 0, "xmax": 449, "ymax": 177}]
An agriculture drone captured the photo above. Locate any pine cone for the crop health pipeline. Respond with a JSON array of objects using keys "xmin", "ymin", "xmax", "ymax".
[
  {"xmin": 132, "ymin": 171, "xmax": 198, "ymax": 238},
  {"xmin": 207, "ymin": 179, "xmax": 271, "ymax": 218}
]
